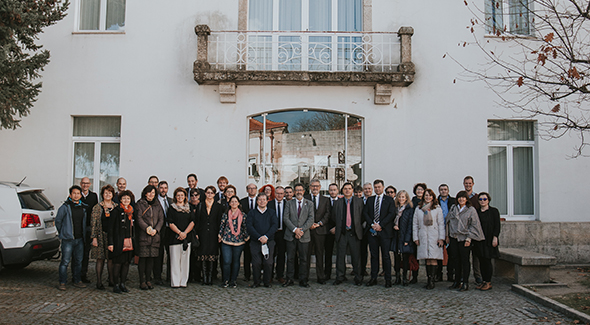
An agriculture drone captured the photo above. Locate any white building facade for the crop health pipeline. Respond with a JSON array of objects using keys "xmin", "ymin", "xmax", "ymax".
[{"xmin": 1, "ymin": 0, "xmax": 589, "ymax": 260}]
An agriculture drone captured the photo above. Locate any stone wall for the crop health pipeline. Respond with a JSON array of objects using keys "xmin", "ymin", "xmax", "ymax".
[{"xmin": 499, "ymin": 222, "xmax": 590, "ymax": 264}]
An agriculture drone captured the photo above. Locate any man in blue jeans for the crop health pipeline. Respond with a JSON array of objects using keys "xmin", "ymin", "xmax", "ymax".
[{"xmin": 55, "ymin": 185, "xmax": 88, "ymax": 291}]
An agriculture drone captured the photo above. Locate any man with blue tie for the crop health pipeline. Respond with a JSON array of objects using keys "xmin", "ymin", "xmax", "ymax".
[
  {"xmin": 269, "ymin": 186, "xmax": 287, "ymax": 283},
  {"xmin": 332, "ymin": 182, "xmax": 364, "ymax": 285},
  {"xmin": 364, "ymin": 179, "xmax": 396, "ymax": 287},
  {"xmin": 282, "ymin": 183, "xmax": 314, "ymax": 288}
]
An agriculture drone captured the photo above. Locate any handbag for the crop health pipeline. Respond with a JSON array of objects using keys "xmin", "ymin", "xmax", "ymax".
[
  {"xmin": 122, "ymin": 237, "xmax": 133, "ymax": 252},
  {"xmin": 191, "ymin": 232, "xmax": 200, "ymax": 249}
]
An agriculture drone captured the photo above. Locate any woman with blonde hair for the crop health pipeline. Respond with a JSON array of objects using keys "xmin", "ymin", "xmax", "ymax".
[
  {"xmin": 392, "ymin": 190, "xmax": 415, "ymax": 286},
  {"xmin": 413, "ymin": 188, "xmax": 445, "ymax": 289}
]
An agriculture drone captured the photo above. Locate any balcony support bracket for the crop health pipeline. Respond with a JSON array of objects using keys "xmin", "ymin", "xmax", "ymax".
[
  {"xmin": 374, "ymin": 84, "xmax": 393, "ymax": 105},
  {"xmin": 219, "ymin": 82, "xmax": 236, "ymax": 103}
]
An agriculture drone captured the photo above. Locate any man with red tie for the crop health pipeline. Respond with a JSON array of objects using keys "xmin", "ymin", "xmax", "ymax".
[{"xmin": 332, "ymin": 183, "xmax": 364, "ymax": 286}]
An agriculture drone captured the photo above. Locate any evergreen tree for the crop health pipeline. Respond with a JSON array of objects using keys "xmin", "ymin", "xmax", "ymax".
[{"xmin": 0, "ymin": 0, "xmax": 69, "ymax": 129}]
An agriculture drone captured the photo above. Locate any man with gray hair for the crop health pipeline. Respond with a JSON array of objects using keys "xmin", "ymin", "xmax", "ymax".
[{"xmin": 305, "ymin": 180, "xmax": 331, "ymax": 284}]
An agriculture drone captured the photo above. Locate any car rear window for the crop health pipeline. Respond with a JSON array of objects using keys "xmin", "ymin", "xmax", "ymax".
[{"xmin": 19, "ymin": 191, "xmax": 54, "ymax": 211}]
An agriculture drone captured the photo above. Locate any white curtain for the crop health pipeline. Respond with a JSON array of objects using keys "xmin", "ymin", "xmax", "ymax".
[
  {"xmin": 513, "ymin": 147, "xmax": 534, "ymax": 215},
  {"xmin": 100, "ymin": 143, "xmax": 120, "ymax": 189},
  {"xmin": 279, "ymin": 0, "xmax": 302, "ymax": 30},
  {"xmin": 73, "ymin": 116, "xmax": 121, "ymax": 137},
  {"xmin": 309, "ymin": 0, "xmax": 331, "ymax": 31},
  {"xmin": 488, "ymin": 147, "xmax": 508, "ymax": 215},
  {"xmin": 249, "ymin": 0, "xmax": 273, "ymax": 30},
  {"xmin": 79, "ymin": 0, "xmax": 100, "ymax": 30},
  {"xmin": 510, "ymin": 0, "xmax": 530, "ymax": 35},
  {"xmin": 485, "ymin": 0, "xmax": 503, "ymax": 34},
  {"xmin": 74, "ymin": 143, "xmax": 95, "ymax": 185},
  {"xmin": 338, "ymin": 0, "xmax": 362, "ymax": 31},
  {"xmin": 106, "ymin": 0, "xmax": 126, "ymax": 30}
]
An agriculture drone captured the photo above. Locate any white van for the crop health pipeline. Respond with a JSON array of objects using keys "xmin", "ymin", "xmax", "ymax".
[{"xmin": 0, "ymin": 182, "xmax": 60, "ymax": 270}]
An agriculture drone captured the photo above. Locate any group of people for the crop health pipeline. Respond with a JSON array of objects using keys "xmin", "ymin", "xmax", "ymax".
[{"xmin": 55, "ymin": 174, "xmax": 501, "ymax": 293}]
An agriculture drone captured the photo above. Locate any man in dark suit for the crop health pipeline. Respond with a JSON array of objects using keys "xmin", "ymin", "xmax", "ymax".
[
  {"xmin": 246, "ymin": 193, "xmax": 278, "ymax": 288},
  {"xmin": 304, "ymin": 179, "xmax": 331, "ymax": 284},
  {"xmin": 282, "ymin": 183, "xmax": 314, "ymax": 288},
  {"xmin": 79, "ymin": 177, "xmax": 98, "ymax": 283},
  {"xmin": 154, "ymin": 181, "xmax": 174, "ymax": 285},
  {"xmin": 269, "ymin": 186, "xmax": 287, "ymax": 283},
  {"xmin": 438, "ymin": 183, "xmax": 456, "ymax": 282},
  {"xmin": 359, "ymin": 183, "xmax": 373, "ymax": 277},
  {"xmin": 332, "ymin": 182, "xmax": 364, "ymax": 285},
  {"xmin": 324, "ymin": 183, "xmax": 340, "ymax": 280},
  {"xmin": 363, "ymin": 179, "xmax": 396, "ymax": 287},
  {"xmin": 239, "ymin": 183, "xmax": 258, "ymax": 281},
  {"xmin": 185, "ymin": 173, "xmax": 205, "ymax": 203}
]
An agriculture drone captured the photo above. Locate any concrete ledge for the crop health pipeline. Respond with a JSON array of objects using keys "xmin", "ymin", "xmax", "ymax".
[
  {"xmin": 512, "ymin": 284, "xmax": 590, "ymax": 324},
  {"xmin": 500, "ymin": 248, "xmax": 558, "ymax": 266},
  {"xmin": 193, "ymin": 67, "xmax": 414, "ymax": 87}
]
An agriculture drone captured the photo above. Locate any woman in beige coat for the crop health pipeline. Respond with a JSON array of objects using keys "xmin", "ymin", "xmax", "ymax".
[{"xmin": 413, "ymin": 188, "xmax": 445, "ymax": 289}]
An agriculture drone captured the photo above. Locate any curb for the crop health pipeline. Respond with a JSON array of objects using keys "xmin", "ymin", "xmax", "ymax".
[{"xmin": 512, "ymin": 284, "xmax": 590, "ymax": 324}]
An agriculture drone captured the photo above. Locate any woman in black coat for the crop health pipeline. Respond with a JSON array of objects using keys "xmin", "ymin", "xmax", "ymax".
[
  {"xmin": 473, "ymin": 192, "xmax": 501, "ymax": 291},
  {"xmin": 195, "ymin": 186, "xmax": 224, "ymax": 285},
  {"xmin": 107, "ymin": 190, "xmax": 135, "ymax": 294},
  {"xmin": 395, "ymin": 190, "xmax": 416, "ymax": 286}
]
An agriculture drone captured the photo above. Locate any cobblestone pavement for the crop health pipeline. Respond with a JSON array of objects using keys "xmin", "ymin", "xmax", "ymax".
[{"xmin": 0, "ymin": 260, "xmax": 578, "ymax": 324}]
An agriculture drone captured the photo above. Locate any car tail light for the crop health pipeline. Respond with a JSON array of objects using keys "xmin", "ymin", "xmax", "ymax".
[
  {"xmin": 32, "ymin": 244, "xmax": 43, "ymax": 249},
  {"xmin": 21, "ymin": 214, "xmax": 41, "ymax": 228}
]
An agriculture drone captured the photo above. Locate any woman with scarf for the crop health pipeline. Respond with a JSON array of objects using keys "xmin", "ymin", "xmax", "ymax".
[
  {"xmin": 90, "ymin": 184, "xmax": 117, "ymax": 290},
  {"xmin": 135, "ymin": 185, "xmax": 164, "ymax": 290},
  {"xmin": 446, "ymin": 190, "xmax": 485, "ymax": 292},
  {"xmin": 168, "ymin": 187, "xmax": 195, "ymax": 288},
  {"xmin": 218, "ymin": 195, "xmax": 249, "ymax": 288},
  {"xmin": 413, "ymin": 188, "xmax": 445, "ymax": 290},
  {"xmin": 392, "ymin": 190, "xmax": 415, "ymax": 286},
  {"xmin": 195, "ymin": 186, "xmax": 223, "ymax": 285},
  {"xmin": 108, "ymin": 190, "xmax": 135, "ymax": 294}
]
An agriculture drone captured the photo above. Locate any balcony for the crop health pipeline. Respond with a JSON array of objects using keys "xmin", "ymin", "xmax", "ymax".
[{"xmin": 193, "ymin": 25, "xmax": 415, "ymax": 103}]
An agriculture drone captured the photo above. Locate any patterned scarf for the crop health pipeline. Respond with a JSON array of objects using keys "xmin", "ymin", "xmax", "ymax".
[
  {"xmin": 122, "ymin": 203, "xmax": 134, "ymax": 221},
  {"xmin": 422, "ymin": 202, "xmax": 433, "ymax": 226},
  {"xmin": 228, "ymin": 208, "xmax": 243, "ymax": 237}
]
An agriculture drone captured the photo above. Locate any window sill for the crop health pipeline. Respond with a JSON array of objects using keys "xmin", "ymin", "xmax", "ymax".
[
  {"xmin": 72, "ymin": 31, "xmax": 126, "ymax": 35},
  {"xmin": 484, "ymin": 34, "xmax": 537, "ymax": 40}
]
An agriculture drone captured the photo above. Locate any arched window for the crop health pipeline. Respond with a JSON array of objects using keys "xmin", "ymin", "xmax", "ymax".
[{"xmin": 248, "ymin": 110, "xmax": 363, "ymax": 193}]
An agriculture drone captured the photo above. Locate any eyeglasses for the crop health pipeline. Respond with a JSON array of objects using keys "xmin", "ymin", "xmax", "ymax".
[
  {"xmin": 191, "ymin": 193, "xmax": 199, "ymax": 197},
  {"xmin": 479, "ymin": 198, "xmax": 488, "ymax": 201},
  {"xmin": 206, "ymin": 192, "xmax": 214, "ymax": 195},
  {"xmin": 386, "ymin": 191, "xmax": 395, "ymax": 194}
]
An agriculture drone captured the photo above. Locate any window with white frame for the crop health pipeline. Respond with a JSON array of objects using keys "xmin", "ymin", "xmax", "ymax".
[
  {"xmin": 485, "ymin": 0, "xmax": 532, "ymax": 36},
  {"xmin": 247, "ymin": 0, "xmax": 363, "ymax": 71},
  {"xmin": 487, "ymin": 120, "xmax": 536, "ymax": 220},
  {"xmin": 77, "ymin": 0, "xmax": 126, "ymax": 31},
  {"xmin": 73, "ymin": 117, "xmax": 121, "ymax": 193}
]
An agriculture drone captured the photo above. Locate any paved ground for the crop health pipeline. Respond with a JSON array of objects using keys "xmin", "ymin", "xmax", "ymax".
[{"xmin": 0, "ymin": 260, "xmax": 579, "ymax": 324}]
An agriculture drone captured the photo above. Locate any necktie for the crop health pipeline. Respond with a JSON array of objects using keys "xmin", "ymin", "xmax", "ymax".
[
  {"xmin": 331, "ymin": 199, "xmax": 334, "ymax": 206},
  {"xmin": 163, "ymin": 198, "xmax": 168, "ymax": 216},
  {"xmin": 374, "ymin": 195, "xmax": 381, "ymax": 223},
  {"xmin": 297, "ymin": 201, "xmax": 301, "ymax": 217},
  {"xmin": 313, "ymin": 195, "xmax": 317, "ymax": 210},
  {"xmin": 277, "ymin": 202, "xmax": 282, "ymax": 230},
  {"xmin": 346, "ymin": 199, "xmax": 351, "ymax": 229},
  {"xmin": 250, "ymin": 198, "xmax": 254, "ymax": 211}
]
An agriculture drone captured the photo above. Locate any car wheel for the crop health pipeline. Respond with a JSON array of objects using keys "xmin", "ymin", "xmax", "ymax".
[{"xmin": 4, "ymin": 262, "xmax": 30, "ymax": 269}]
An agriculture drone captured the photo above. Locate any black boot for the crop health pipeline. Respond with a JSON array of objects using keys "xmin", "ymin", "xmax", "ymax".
[
  {"xmin": 394, "ymin": 273, "xmax": 402, "ymax": 285},
  {"xmin": 427, "ymin": 265, "xmax": 435, "ymax": 289},
  {"xmin": 410, "ymin": 270, "xmax": 418, "ymax": 284},
  {"xmin": 402, "ymin": 270, "xmax": 408, "ymax": 286},
  {"xmin": 424, "ymin": 265, "xmax": 431, "ymax": 289},
  {"xmin": 205, "ymin": 261, "xmax": 212, "ymax": 285},
  {"xmin": 201, "ymin": 263, "xmax": 207, "ymax": 285}
]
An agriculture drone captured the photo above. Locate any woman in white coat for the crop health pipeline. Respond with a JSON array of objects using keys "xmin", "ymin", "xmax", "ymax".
[{"xmin": 413, "ymin": 188, "xmax": 445, "ymax": 289}]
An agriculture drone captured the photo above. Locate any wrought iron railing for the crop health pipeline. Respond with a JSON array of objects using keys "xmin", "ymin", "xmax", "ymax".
[{"xmin": 206, "ymin": 30, "xmax": 401, "ymax": 73}]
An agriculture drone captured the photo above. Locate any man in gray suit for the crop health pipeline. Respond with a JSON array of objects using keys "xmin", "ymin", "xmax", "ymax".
[{"xmin": 283, "ymin": 183, "xmax": 314, "ymax": 288}]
